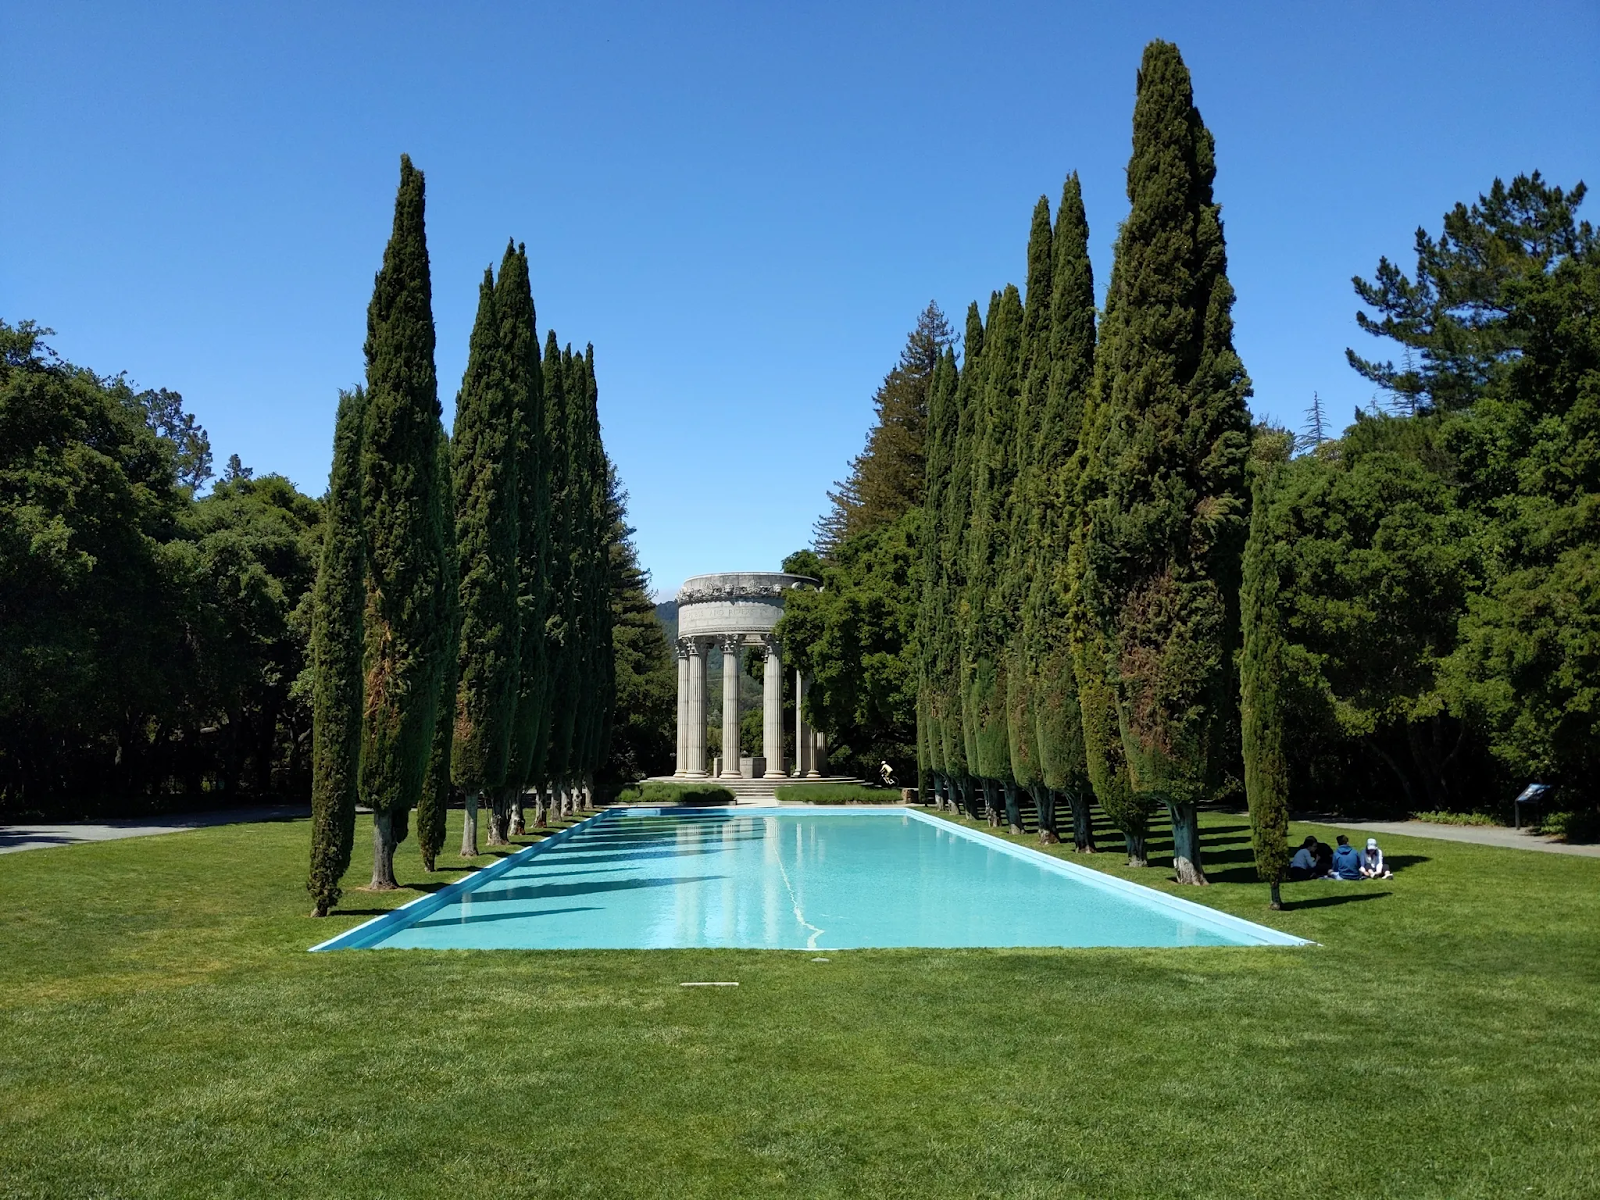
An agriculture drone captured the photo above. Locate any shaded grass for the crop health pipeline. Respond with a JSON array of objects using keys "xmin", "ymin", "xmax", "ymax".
[{"xmin": 1, "ymin": 806, "xmax": 1598, "ymax": 1198}]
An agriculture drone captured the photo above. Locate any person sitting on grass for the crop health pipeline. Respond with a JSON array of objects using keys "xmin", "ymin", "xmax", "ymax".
[
  {"xmin": 1361, "ymin": 837, "xmax": 1393, "ymax": 879},
  {"xmin": 1315, "ymin": 840, "xmax": 1335, "ymax": 879},
  {"xmin": 1331, "ymin": 834, "xmax": 1365, "ymax": 880},
  {"xmin": 1288, "ymin": 836, "xmax": 1320, "ymax": 881}
]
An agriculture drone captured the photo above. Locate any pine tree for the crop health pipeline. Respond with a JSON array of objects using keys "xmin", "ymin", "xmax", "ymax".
[
  {"xmin": 818, "ymin": 303, "xmax": 953, "ymax": 550},
  {"xmin": 307, "ymin": 386, "xmax": 365, "ymax": 916},
  {"xmin": 498, "ymin": 246, "xmax": 550, "ymax": 828},
  {"xmin": 964, "ymin": 284, "xmax": 1024, "ymax": 829},
  {"xmin": 1080, "ymin": 42, "xmax": 1253, "ymax": 883},
  {"xmin": 1005, "ymin": 197, "xmax": 1054, "ymax": 838},
  {"xmin": 359, "ymin": 154, "xmax": 448, "ymax": 890},
  {"xmin": 1241, "ymin": 440, "xmax": 1292, "ymax": 909},
  {"xmin": 451, "ymin": 263, "xmax": 522, "ymax": 849},
  {"xmin": 417, "ymin": 424, "xmax": 459, "ymax": 870},
  {"xmin": 1030, "ymin": 173, "xmax": 1099, "ymax": 852}
]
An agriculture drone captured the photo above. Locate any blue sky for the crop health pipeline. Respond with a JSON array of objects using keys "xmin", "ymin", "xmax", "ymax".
[{"xmin": 6, "ymin": 1, "xmax": 1596, "ymax": 597}]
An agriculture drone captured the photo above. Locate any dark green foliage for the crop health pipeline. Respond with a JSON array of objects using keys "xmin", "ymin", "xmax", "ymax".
[
  {"xmin": 1031, "ymin": 174, "xmax": 1098, "ymax": 850},
  {"xmin": 498, "ymin": 245, "xmax": 551, "ymax": 801},
  {"xmin": 816, "ymin": 303, "xmax": 952, "ymax": 551},
  {"xmin": 539, "ymin": 337, "xmax": 577, "ymax": 785},
  {"xmin": 0, "ymin": 321, "xmax": 320, "ymax": 816},
  {"xmin": 1078, "ymin": 41, "xmax": 1252, "ymax": 880},
  {"xmin": 1240, "ymin": 437, "xmax": 1292, "ymax": 907},
  {"xmin": 944, "ymin": 304, "xmax": 984, "ymax": 811},
  {"xmin": 417, "ymin": 426, "xmax": 458, "ymax": 871},
  {"xmin": 359, "ymin": 155, "xmax": 448, "ymax": 885},
  {"xmin": 604, "ymin": 466, "xmax": 674, "ymax": 781},
  {"xmin": 917, "ymin": 349, "xmax": 959, "ymax": 790},
  {"xmin": 1004, "ymin": 198, "xmax": 1054, "ymax": 807},
  {"xmin": 1347, "ymin": 173, "xmax": 1593, "ymax": 415},
  {"xmin": 776, "ymin": 510, "xmax": 920, "ymax": 781},
  {"xmin": 964, "ymin": 284, "xmax": 1024, "ymax": 792},
  {"xmin": 613, "ymin": 781, "xmax": 735, "ymax": 806},
  {"xmin": 449, "ymin": 265, "xmax": 521, "ymax": 800},
  {"xmin": 307, "ymin": 388, "xmax": 365, "ymax": 914},
  {"xmin": 772, "ymin": 782, "xmax": 893, "ymax": 803}
]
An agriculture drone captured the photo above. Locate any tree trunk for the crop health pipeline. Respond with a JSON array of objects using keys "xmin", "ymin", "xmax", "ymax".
[
  {"xmin": 982, "ymin": 779, "xmax": 999, "ymax": 826},
  {"xmin": 1003, "ymin": 782, "xmax": 1022, "ymax": 835},
  {"xmin": 1034, "ymin": 784, "xmax": 1060, "ymax": 845},
  {"xmin": 487, "ymin": 792, "xmax": 510, "ymax": 845},
  {"xmin": 1125, "ymin": 831, "xmax": 1148, "ymax": 868},
  {"xmin": 1168, "ymin": 800, "xmax": 1207, "ymax": 884},
  {"xmin": 1269, "ymin": 879, "xmax": 1283, "ymax": 911},
  {"xmin": 1066, "ymin": 788, "xmax": 1097, "ymax": 853},
  {"xmin": 510, "ymin": 788, "xmax": 525, "ymax": 836},
  {"xmin": 369, "ymin": 809, "xmax": 400, "ymax": 890},
  {"xmin": 461, "ymin": 790, "xmax": 480, "ymax": 857}
]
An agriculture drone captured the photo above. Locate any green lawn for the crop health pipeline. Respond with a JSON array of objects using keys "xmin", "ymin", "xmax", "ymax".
[{"xmin": 2, "ymin": 806, "xmax": 1597, "ymax": 1198}]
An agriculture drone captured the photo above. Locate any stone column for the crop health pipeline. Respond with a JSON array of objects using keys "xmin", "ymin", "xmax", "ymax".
[
  {"xmin": 794, "ymin": 669, "xmax": 812, "ymax": 777},
  {"xmin": 810, "ymin": 729, "xmax": 827, "ymax": 778},
  {"xmin": 685, "ymin": 639, "xmax": 708, "ymax": 776},
  {"xmin": 674, "ymin": 639, "xmax": 691, "ymax": 776},
  {"xmin": 720, "ymin": 634, "xmax": 743, "ymax": 778},
  {"xmin": 761, "ymin": 636, "xmax": 783, "ymax": 778}
]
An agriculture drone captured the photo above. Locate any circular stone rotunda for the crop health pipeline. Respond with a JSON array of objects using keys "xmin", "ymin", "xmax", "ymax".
[{"xmin": 644, "ymin": 571, "xmax": 864, "ymax": 802}]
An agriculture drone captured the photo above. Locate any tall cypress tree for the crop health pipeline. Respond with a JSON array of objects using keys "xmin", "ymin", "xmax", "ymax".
[
  {"xmin": 498, "ymin": 245, "xmax": 549, "ymax": 827},
  {"xmin": 965, "ymin": 284, "xmax": 1024, "ymax": 830},
  {"xmin": 945, "ymin": 304, "xmax": 984, "ymax": 818},
  {"xmin": 359, "ymin": 154, "xmax": 447, "ymax": 890},
  {"xmin": 451, "ymin": 264, "xmax": 522, "ymax": 849},
  {"xmin": 307, "ymin": 386, "xmax": 365, "ymax": 916},
  {"xmin": 417, "ymin": 423, "xmax": 459, "ymax": 870},
  {"xmin": 1032, "ymin": 173, "xmax": 1099, "ymax": 852},
  {"xmin": 1006, "ymin": 197, "xmax": 1054, "ymax": 838},
  {"xmin": 569, "ymin": 346, "xmax": 610, "ymax": 802},
  {"xmin": 542, "ymin": 338, "xmax": 578, "ymax": 805},
  {"xmin": 917, "ymin": 348, "xmax": 958, "ymax": 808},
  {"xmin": 1241, "ymin": 442, "xmax": 1291, "ymax": 909},
  {"xmin": 1080, "ymin": 41, "xmax": 1253, "ymax": 883}
]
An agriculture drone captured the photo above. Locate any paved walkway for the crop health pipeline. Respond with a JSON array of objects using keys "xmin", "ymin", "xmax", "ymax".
[
  {"xmin": 0, "ymin": 804, "xmax": 309, "ymax": 855},
  {"xmin": 1301, "ymin": 816, "xmax": 1600, "ymax": 858}
]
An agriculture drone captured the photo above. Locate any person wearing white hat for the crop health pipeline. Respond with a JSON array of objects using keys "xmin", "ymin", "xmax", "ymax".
[{"xmin": 1360, "ymin": 837, "xmax": 1392, "ymax": 879}]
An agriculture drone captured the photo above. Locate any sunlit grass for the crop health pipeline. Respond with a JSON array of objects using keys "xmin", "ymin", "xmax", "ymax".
[{"xmin": 1, "ymin": 806, "xmax": 1596, "ymax": 1198}]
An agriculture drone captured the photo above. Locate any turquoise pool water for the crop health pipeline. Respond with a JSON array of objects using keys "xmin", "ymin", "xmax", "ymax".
[{"xmin": 313, "ymin": 807, "xmax": 1305, "ymax": 951}]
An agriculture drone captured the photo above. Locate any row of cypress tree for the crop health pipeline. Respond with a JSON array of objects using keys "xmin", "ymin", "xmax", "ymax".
[
  {"xmin": 307, "ymin": 156, "xmax": 615, "ymax": 916},
  {"xmin": 917, "ymin": 40, "xmax": 1250, "ymax": 887}
]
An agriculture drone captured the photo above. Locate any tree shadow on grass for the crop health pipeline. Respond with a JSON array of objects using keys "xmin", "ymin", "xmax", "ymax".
[{"xmin": 1284, "ymin": 890, "xmax": 1392, "ymax": 910}]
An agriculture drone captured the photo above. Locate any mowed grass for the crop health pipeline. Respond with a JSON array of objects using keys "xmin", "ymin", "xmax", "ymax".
[{"xmin": 1, "ymin": 805, "xmax": 1597, "ymax": 1199}]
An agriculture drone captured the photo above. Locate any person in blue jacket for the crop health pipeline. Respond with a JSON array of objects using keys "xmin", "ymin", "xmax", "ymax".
[
  {"xmin": 1330, "ymin": 835, "xmax": 1365, "ymax": 880},
  {"xmin": 1287, "ymin": 836, "xmax": 1320, "ymax": 881}
]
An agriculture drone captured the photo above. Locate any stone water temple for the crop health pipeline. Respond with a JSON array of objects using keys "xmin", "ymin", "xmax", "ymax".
[{"xmin": 652, "ymin": 571, "xmax": 858, "ymax": 800}]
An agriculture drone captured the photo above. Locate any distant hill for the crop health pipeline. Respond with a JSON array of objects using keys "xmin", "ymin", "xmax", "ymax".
[{"xmin": 655, "ymin": 600, "xmax": 677, "ymax": 644}]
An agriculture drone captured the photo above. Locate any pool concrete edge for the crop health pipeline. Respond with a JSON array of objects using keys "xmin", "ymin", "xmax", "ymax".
[
  {"xmin": 904, "ymin": 808, "xmax": 1311, "ymax": 947},
  {"xmin": 308, "ymin": 808, "xmax": 619, "ymax": 952}
]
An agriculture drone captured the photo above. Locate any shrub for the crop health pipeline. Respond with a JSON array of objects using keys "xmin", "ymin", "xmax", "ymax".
[
  {"xmin": 613, "ymin": 781, "xmax": 736, "ymax": 807},
  {"xmin": 774, "ymin": 783, "xmax": 898, "ymax": 804},
  {"xmin": 1410, "ymin": 810, "xmax": 1503, "ymax": 827},
  {"xmin": 1538, "ymin": 810, "xmax": 1600, "ymax": 844}
]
